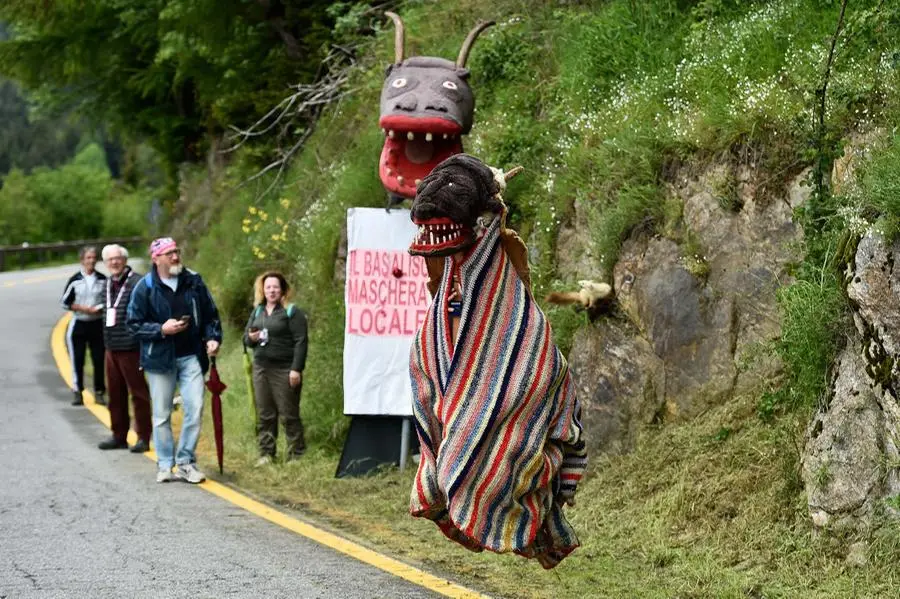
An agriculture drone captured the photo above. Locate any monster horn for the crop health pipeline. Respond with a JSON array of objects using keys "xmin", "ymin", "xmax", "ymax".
[
  {"xmin": 504, "ymin": 166, "xmax": 524, "ymax": 181},
  {"xmin": 456, "ymin": 20, "xmax": 496, "ymax": 68},
  {"xmin": 384, "ymin": 11, "xmax": 405, "ymax": 64}
]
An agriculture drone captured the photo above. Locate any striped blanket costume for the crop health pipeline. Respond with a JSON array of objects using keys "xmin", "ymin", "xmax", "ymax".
[{"xmin": 409, "ymin": 217, "xmax": 587, "ymax": 568}]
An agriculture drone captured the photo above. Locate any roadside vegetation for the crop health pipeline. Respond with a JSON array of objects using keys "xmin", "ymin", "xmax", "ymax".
[
  {"xmin": 183, "ymin": 1, "xmax": 900, "ymax": 597},
  {"xmin": 0, "ymin": 143, "xmax": 162, "ymax": 246},
  {"xmin": 4, "ymin": 0, "xmax": 900, "ymax": 596}
]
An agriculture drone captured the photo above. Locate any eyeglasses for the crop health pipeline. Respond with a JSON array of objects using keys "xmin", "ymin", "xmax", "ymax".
[{"xmin": 161, "ymin": 249, "xmax": 181, "ymax": 257}]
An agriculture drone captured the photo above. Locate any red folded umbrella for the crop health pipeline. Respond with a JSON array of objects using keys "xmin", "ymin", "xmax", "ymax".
[{"xmin": 205, "ymin": 356, "xmax": 228, "ymax": 474}]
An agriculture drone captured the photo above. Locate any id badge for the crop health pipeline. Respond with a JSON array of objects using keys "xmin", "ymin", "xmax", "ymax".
[{"xmin": 106, "ymin": 309, "xmax": 116, "ymax": 327}]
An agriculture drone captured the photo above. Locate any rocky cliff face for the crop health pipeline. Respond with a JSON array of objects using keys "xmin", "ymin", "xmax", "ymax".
[
  {"xmin": 565, "ymin": 162, "xmax": 807, "ymax": 455},
  {"xmin": 802, "ymin": 232, "xmax": 900, "ymax": 536},
  {"xmin": 559, "ymin": 139, "xmax": 900, "ymax": 539}
]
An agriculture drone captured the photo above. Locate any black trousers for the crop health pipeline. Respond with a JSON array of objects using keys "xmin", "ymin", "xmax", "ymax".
[{"xmin": 67, "ymin": 319, "xmax": 105, "ymax": 393}]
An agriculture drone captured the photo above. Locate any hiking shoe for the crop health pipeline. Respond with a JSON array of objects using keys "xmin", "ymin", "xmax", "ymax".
[
  {"xmin": 255, "ymin": 455, "xmax": 273, "ymax": 467},
  {"xmin": 129, "ymin": 439, "xmax": 150, "ymax": 454},
  {"xmin": 94, "ymin": 391, "xmax": 106, "ymax": 406},
  {"xmin": 98, "ymin": 436, "xmax": 128, "ymax": 450},
  {"xmin": 71, "ymin": 391, "xmax": 83, "ymax": 406},
  {"xmin": 156, "ymin": 469, "xmax": 175, "ymax": 483},
  {"xmin": 174, "ymin": 463, "xmax": 206, "ymax": 484}
]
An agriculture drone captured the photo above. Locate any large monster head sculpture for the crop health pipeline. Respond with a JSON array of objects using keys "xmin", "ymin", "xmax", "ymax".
[
  {"xmin": 409, "ymin": 154, "xmax": 521, "ymax": 258},
  {"xmin": 379, "ymin": 12, "xmax": 494, "ymax": 200}
]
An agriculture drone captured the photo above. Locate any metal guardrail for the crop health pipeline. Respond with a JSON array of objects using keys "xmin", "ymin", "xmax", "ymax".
[{"xmin": 0, "ymin": 237, "xmax": 146, "ymax": 272}]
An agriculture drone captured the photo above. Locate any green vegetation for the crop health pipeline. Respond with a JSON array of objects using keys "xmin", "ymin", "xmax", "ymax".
[
  {"xmin": 0, "ymin": 0, "xmax": 348, "ymax": 169},
  {"xmin": 187, "ymin": 1, "xmax": 900, "ymax": 596},
  {"xmin": 850, "ymin": 133, "xmax": 900, "ymax": 239},
  {"xmin": 5, "ymin": 0, "xmax": 900, "ymax": 595},
  {"xmin": 0, "ymin": 143, "xmax": 160, "ymax": 245},
  {"xmin": 0, "ymin": 78, "xmax": 85, "ymax": 176}
]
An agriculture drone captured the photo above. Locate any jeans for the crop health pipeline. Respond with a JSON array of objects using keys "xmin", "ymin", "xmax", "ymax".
[{"xmin": 146, "ymin": 355, "xmax": 205, "ymax": 471}]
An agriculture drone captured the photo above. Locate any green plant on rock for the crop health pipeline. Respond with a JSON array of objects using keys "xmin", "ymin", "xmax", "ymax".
[
  {"xmin": 708, "ymin": 165, "xmax": 741, "ymax": 212},
  {"xmin": 815, "ymin": 461, "xmax": 833, "ymax": 490}
]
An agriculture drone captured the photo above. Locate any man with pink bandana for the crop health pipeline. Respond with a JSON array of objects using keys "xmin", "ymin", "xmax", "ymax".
[{"xmin": 126, "ymin": 238, "xmax": 223, "ymax": 484}]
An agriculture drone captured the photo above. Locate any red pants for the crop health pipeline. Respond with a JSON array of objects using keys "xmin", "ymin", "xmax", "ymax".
[{"xmin": 105, "ymin": 350, "xmax": 152, "ymax": 444}]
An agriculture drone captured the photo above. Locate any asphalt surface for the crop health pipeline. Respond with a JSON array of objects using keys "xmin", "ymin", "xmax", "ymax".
[{"xmin": 0, "ymin": 264, "xmax": 442, "ymax": 599}]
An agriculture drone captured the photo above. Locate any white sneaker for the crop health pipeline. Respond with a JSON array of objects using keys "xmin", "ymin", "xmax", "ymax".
[
  {"xmin": 175, "ymin": 463, "xmax": 206, "ymax": 484},
  {"xmin": 255, "ymin": 455, "xmax": 273, "ymax": 466},
  {"xmin": 156, "ymin": 469, "xmax": 175, "ymax": 483}
]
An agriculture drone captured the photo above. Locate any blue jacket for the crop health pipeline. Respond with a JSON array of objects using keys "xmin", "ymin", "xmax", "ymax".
[{"xmin": 126, "ymin": 268, "xmax": 223, "ymax": 374}]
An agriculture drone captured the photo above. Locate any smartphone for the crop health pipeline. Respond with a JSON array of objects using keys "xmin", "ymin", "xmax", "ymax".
[{"xmin": 179, "ymin": 315, "xmax": 192, "ymax": 324}]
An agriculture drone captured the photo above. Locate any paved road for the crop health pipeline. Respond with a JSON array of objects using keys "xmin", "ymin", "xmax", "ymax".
[{"xmin": 0, "ymin": 264, "xmax": 442, "ymax": 599}]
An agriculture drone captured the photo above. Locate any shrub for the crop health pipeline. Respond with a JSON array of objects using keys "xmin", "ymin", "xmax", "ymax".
[{"xmin": 763, "ymin": 260, "xmax": 848, "ymax": 418}]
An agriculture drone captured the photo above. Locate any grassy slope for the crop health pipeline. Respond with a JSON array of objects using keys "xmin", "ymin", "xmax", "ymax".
[{"xmin": 187, "ymin": 1, "xmax": 900, "ymax": 597}]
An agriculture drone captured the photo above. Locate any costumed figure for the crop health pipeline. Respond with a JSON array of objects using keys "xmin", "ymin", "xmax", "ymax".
[
  {"xmin": 407, "ymin": 154, "xmax": 587, "ymax": 569},
  {"xmin": 379, "ymin": 12, "xmax": 494, "ymax": 201}
]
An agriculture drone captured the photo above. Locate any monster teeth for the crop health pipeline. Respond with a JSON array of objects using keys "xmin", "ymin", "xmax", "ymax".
[
  {"xmin": 397, "ymin": 175, "xmax": 405, "ymax": 186},
  {"xmin": 407, "ymin": 132, "xmax": 415, "ymax": 141},
  {"xmin": 425, "ymin": 133, "xmax": 433, "ymax": 142},
  {"xmin": 386, "ymin": 168, "xmax": 393, "ymax": 176},
  {"xmin": 381, "ymin": 128, "xmax": 386, "ymax": 136},
  {"xmin": 429, "ymin": 232, "xmax": 435, "ymax": 244},
  {"xmin": 388, "ymin": 130, "xmax": 395, "ymax": 139},
  {"xmin": 414, "ymin": 178, "xmax": 421, "ymax": 186},
  {"xmin": 443, "ymin": 133, "xmax": 448, "ymax": 140}
]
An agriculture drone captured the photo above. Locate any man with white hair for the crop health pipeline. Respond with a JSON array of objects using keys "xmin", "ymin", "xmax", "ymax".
[
  {"xmin": 97, "ymin": 244, "xmax": 152, "ymax": 453},
  {"xmin": 127, "ymin": 237, "xmax": 222, "ymax": 484}
]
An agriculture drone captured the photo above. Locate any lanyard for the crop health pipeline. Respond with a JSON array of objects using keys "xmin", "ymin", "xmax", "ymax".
[{"xmin": 107, "ymin": 277, "xmax": 128, "ymax": 309}]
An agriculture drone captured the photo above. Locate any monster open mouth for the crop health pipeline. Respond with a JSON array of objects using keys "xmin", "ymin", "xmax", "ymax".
[
  {"xmin": 379, "ymin": 115, "xmax": 464, "ymax": 199},
  {"xmin": 408, "ymin": 217, "xmax": 474, "ymax": 256}
]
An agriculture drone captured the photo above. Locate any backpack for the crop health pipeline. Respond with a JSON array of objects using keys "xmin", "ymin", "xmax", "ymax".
[
  {"xmin": 252, "ymin": 303, "xmax": 296, "ymax": 320},
  {"xmin": 244, "ymin": 303, "xmax": 297, "ymax": 353}
]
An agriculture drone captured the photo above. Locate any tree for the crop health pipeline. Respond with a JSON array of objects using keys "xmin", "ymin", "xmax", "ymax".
[
  {"xmin": 0, "ymin": 1, "xmax": 339, "ymax": 170},
  {"xmin": 0, "ymin": 78, "xmax": 84, "ymax": 176},
  {"xmin": 0, "ymin": 144, "xmax": 112, "ymax": 244}
]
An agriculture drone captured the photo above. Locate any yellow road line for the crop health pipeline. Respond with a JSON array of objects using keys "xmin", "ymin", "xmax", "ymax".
[{"xmin": 50, "ymin": 313, "xmax": 487, "ymax": 599}]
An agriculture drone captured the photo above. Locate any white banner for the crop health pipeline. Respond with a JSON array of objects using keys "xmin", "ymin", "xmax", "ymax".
[{"xmin": 343, "ymin": 207, "xmax": 431, "ymax": 416}]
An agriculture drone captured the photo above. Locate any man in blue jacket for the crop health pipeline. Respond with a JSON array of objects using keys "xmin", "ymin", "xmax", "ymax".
[{"xmin": 127, "ymin": 237, "xmax": 223, "ymax": 484}]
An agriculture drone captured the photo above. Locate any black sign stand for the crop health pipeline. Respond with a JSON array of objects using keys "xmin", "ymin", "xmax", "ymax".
[{"xmin": 335, "ymin": 415, "xmax": 418, "ymax": 478}]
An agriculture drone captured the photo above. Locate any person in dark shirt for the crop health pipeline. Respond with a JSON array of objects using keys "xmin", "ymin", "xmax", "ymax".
[
  {"xmin": 96, "ymin": 244, "xmax": 152, "ymax": 453},
  {"xmin": 243, "ymin": 271, "xmax": 308, "ymax": 465},
  {"xmin": 126, "ymin": 237, "xmax": 222, "ymax": 484}
]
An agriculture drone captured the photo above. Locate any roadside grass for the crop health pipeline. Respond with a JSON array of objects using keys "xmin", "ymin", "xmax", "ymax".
[{"xmin": 192, "ymin": 349, "xmax": 900, "ymax": 598}]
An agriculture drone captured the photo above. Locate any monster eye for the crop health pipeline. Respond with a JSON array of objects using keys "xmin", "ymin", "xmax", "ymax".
[
  {"xmin": 442, "ymin": 81, "xmax": 458, "ymax": 90},
  {"xmin": 391, "ymin": 78, "xmax": 408, "ymax": 88}
]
